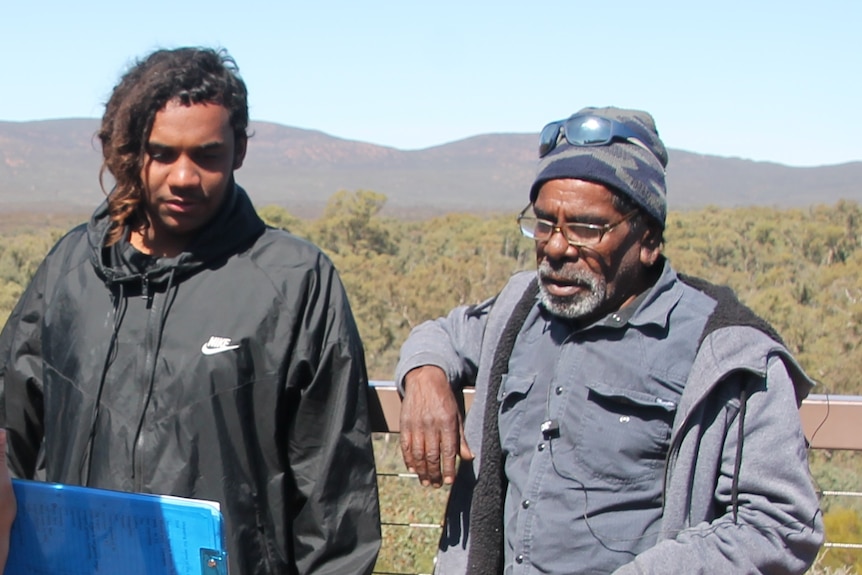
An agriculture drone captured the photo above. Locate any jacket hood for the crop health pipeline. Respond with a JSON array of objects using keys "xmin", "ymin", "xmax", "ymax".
[{"xmin": 87, "ymin": 183, "xmax": 266, "ymax": 288}]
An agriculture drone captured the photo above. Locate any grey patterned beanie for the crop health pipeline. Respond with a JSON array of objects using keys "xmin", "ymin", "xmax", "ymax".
[{"xmin": 529, "ymin": 106, "xmax": 668, "ymax": 227}]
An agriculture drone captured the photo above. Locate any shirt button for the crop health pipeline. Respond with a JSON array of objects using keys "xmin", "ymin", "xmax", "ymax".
[
  {"xmin": 555, "ymin": 386, "xmax": 563, "ymax": 395},
  {"xmin": 521, "ymin": 499, "xmax": 530, "ymax": 509},
  {"xmin": 516, "ymin": 554, "xmax": 524, "ymax": 564},
  {"xmin": 537, "ymin": 442, "xmax": 546, "ymax": 452}
]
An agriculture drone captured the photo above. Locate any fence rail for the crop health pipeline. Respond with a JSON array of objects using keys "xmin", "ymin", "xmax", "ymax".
[{"xmin": 369, "ymin": 383, "xmax": 862, "ymax": 450}]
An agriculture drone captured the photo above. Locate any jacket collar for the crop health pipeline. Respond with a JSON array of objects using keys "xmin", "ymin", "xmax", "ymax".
[{"xmin": 87, "ymin": 183, "xmax": 266, "ymax": 287}]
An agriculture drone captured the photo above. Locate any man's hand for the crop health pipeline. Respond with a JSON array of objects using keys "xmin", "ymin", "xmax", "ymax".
[
  {"xmin": 400, "ymin": 366, "xmax": 473, "ymax": 488},
  {"xmin": 0, "ymin": 428, "xmax": 17, "ymax": 571}
]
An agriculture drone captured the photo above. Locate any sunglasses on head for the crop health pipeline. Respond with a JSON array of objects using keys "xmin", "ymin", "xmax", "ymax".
[{"xmin": 538, "ymin": 114, "xmax": 655, "ymax": 160}]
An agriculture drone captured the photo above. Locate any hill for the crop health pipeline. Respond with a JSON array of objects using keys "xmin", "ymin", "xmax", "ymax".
[{"xmin": 1, "ymin": 119, "xmax": 859, "ymax": 216}]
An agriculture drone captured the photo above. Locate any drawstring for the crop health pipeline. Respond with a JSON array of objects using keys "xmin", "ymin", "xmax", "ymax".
[
  {"xmin": 130, "ymin": 269, "xmax": 177, "ymax": 482},
  {"xmin": 731, "ymin": 383, "xmax": 748, "ymax": 523},
  {"xmin": 80, "ymin": 282, "xmax": 127, "ymax": 485}
]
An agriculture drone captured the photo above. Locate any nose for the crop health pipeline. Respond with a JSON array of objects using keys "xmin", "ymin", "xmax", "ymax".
[
  {"xmin": 167, "ymin": 154, "xmax": 201, "ymax": 189},
  {"xmin": 541, "ymin": 227, "xmax": 578, "ymax": 261}
]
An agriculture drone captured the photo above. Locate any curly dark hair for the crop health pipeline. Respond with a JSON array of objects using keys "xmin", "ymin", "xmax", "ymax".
[{"xmin": 98, "ymin": 47, "xmax": 249, "ymax": 245}]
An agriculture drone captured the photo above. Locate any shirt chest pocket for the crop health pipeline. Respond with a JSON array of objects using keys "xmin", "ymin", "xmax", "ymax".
[
  {"xmin": 555, "ymin": 381, "xmax": 676, "ymax": 485},
  {"xmin": 497, "ymin": 373, "xmax": 535, "ymax": 457}
]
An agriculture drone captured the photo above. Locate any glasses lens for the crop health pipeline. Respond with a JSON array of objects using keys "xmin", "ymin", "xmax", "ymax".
[
  {"xmin": 520, "ymin": 216, "xmax": 557, "ymax": 241},
  {"xmin": 563, "ymin": 116, "xmax": 613, "ymax": 146},
  {"xmin": 538, "ymin": 121, "xmax": 563, "ymax": 157},
  {"xmin": 564, "ymin": 223, "xmax": 602, "ymax": 245},
  {"xmin": 519, "ymin": 216, "xmax": 540, "ymax": 239}
]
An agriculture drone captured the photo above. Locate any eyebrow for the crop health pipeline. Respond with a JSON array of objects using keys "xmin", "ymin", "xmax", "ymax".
[
  {"xmin": 532, "ymin": 207, "xmax": 610, "ymax": 226},
  {"xmin": 145, "ymin": 140, "xmax": 228, "ymax": 152}
]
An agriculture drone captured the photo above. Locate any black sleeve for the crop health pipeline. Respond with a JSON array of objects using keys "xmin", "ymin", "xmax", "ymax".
[
  {"xmin": 0, "ymin": 256, "xmax": 49, "ymax": 479},
  {"xmin": 282, "ymin": 257, "xmax": 381, "ymax": 575}
]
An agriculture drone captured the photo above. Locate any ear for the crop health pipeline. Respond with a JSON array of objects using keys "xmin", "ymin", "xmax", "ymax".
[
  {"xmin": 638, "ymin": 225, "xmax": 663, "ymax": 267},
  {"xmin": 233, "ymin": 135, "xmax": 247, "ymax": 170}
]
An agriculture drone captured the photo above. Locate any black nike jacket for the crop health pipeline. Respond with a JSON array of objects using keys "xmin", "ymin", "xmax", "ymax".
[{"xmin": 0, "ymin": 184, "xmax": 381, "ymax": 575}]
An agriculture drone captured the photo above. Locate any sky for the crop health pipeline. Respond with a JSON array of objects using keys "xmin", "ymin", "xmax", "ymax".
[{"xmin": 1, "ymin": 0, "xmax": 859, "ymax": 167}]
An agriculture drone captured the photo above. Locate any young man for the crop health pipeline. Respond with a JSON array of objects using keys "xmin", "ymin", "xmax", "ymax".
[
  {"xmin": 0, "ymin": 47, "xmax": 380, "ymax": 575},
  {"xmin": 396, "ymin": 107, "xmax": 823, "ymax": 574}
]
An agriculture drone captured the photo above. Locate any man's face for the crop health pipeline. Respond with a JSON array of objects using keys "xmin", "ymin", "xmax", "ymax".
[
  {"xmin": 533, "ymin": 178, "xmax": 660, "ymax": 321},
  {"xmin": 138, "ymin": 100, "xmax": 245, "ymax": 255}
]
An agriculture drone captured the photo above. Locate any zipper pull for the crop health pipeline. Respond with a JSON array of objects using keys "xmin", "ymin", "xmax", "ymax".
[{"xmin": 141, "ymin": 275, "xmax": 149, "ymax": 300}]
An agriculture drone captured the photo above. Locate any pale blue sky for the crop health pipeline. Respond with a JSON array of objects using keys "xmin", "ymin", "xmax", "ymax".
[{"xmin": 1, "ymin": 0, "xmax": 859, "ymax": 166}]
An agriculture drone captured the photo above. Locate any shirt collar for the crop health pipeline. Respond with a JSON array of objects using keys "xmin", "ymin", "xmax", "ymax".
[
  {"xmin": 589, "ymin": 258, "xmax": 682, "ymax": 330},
  {"xmin": 625, "ymin": 259, "xmax": 682, "ymax": 329},
  {"xmin": 534, "ymin": 258, "xmax": 683, "ymax": 332}
]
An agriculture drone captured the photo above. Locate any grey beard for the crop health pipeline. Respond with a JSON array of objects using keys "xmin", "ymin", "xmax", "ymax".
[{"xmin": 536, "ymin": 260, "xmax": 606, "ymax": 320}]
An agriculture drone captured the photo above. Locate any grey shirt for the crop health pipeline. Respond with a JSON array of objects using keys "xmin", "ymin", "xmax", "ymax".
[{"xmin": 499, "ymin": 265, "xmax": 714, "ymax": 574}]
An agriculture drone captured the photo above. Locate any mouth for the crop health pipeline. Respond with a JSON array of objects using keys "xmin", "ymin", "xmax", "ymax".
[
  {"xmin": 164, "ymin": 198, "xmax": 201, "ymax": 214},
  {"xmin": 540, "ymin": 275, "xmax": 589, "ymax": 298},
  {"xmin": 537, "ymin": 261, "xmax": 595, "ymax": 298}
]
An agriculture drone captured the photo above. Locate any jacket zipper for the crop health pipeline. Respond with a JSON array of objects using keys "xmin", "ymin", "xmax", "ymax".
[{"xmin": 132, "ymin": 278, "xmax": 162, "ymax": 490}]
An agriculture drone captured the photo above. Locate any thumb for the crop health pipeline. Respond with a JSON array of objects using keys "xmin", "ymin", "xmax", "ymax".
[
  {"xmin": 459, "ymin": 429, "xmax": 474, "ymax": 461},
  {"xmin": 0, "ymin": 429, "xmax": 7, "ymax": 465}
]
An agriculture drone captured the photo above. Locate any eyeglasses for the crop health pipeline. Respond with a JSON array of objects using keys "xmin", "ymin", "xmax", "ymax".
[
  {"xmin": 538, "ymin": 114, "xmax": 654, "ymax": 159},
  {"xmin": 517, "ymin": 204, "xmax": 638, "ymax": 247}
]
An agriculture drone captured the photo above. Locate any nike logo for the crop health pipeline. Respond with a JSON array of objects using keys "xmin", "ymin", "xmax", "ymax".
[{"xmin": 201, "ymin": 336, "xmax": 240, "ymax": 355}]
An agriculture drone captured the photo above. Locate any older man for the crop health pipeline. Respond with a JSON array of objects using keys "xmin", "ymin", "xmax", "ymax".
[{"xmin": 396, "ymin": 107, "xmax": 823, "ymax": 574}]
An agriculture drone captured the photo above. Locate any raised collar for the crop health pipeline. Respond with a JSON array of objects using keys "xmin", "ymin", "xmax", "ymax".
[{"xmin": 586, "ymin": 259, "xmax": 682, "ymax": 331}]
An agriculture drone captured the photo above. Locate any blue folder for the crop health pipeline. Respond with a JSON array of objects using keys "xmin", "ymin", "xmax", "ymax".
[{"xmin": 7, "ymin": 479, "xmax": 228, "ymax": 575}]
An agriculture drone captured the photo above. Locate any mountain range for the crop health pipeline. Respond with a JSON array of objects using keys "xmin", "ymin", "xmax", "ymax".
[{"xmin": 1, "ymin": 119, "xmax": 859, "ymax": 217}]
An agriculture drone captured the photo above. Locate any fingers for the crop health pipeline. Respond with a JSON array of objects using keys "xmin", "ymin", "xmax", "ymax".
[
  {"xmin": 399, "ymin": 428, "xmax": 415, "ymax": 472},
  {"xmin": 0, "ymin": 429, "xmax": 8, "ymax": 481},
  {"xmin": 399, "ymin": 393, "xmax": 422, "ymax": 477},
  {"xmin": 0, "ymin": 428, "xmax": 13, "ymax": 571},
  {"xmin": 440, "ymin": 423, "xmax": 458, "ymax": 485},
  {"xmin": 411, "ymin": 424, "xmax": 432, "ymax": 486},
  {"xmin": 413, "ymin": 406, "xmax": 460, "ymax": 487},
  {"xmin": 401, "ymin": 409, "xmax": 444, "ymax": 487},
  {"xmin": 421, "ymin": 423, "xmax": 442, "ymax": 488},
  {"xmin": 400, "ymin": 366, "xmax": 469, "ymax": 488},
  {"xmin": 0, "ymin": 428, "xmax": 16, "ymax": 528}
]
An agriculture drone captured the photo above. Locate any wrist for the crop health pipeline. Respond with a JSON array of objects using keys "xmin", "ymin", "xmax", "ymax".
[{"xmin": 404, "ymin": 365, "xmax": 448, "ymax": 391}]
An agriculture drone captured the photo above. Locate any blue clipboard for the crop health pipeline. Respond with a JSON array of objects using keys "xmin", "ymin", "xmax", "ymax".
[{"xmin": 7, "ymin": 479, "xmax": 228, "ymax": 575}]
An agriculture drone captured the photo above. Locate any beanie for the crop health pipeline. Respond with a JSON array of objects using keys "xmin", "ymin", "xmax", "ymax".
[{"xmin": 529, "ymin": 106, "xmax": 668, "ymax": 227}]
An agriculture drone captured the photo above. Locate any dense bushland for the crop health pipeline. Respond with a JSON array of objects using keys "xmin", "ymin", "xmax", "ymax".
[{"xmin": 2, "ymin": 192, "xmax": 861, "ymax": 573}]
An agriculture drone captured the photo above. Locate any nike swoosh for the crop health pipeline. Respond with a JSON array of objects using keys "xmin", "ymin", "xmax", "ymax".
[{"xmin": 201, "ymin": 343, "xmax": 241, "ymax": 355}]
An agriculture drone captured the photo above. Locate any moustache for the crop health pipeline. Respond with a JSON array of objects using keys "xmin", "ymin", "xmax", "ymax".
[{"xmin": 537, "ymin": 260, "xmax": 596, "ymax": 287}]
